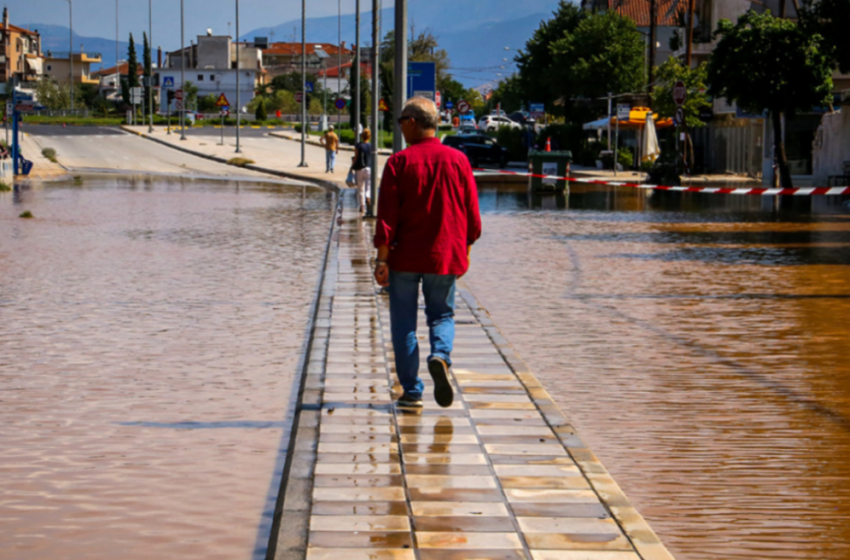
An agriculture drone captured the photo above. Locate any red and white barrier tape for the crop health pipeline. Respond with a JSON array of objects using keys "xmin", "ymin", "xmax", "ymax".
[{"xmin": 475, "ymin": 168, "xmax": 850, "ymax": 196}]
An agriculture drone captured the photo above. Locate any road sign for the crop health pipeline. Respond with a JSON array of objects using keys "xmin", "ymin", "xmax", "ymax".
[
  {"xmin": 220, "ymin": 105, "xmax": 229, "ymax": 113},
  {"xmin": 15, "ymin": 103, "xmax": 33, "ymax": 112},
  {"xmin": 295, "ymin": 91, "xmax": 304, "ymax": 104},
  {"xmin": 215, "ymin": 93, "xmax": 230, "ymax": 107},
  {"xmin": 174, "ymin": 89, "xmax": 184, "ymax": 101},
  {"xmin": 673, "ymin": 80, "xmax": 687, "ymax": 106},
  {"xmin": 130, "ymin": 86, "xmax": 143, "ymax": 105},
  {"xmin": 407, "ymin": 61, "xmax": 436, "ymax": 101},
  {"xmin": 334, "ymin": 98, "xmax": 347, "ymax": 110},
  {"xmin": 446, "ymin": 100, "xmax": 454, "ymax": 110},
  {"xmin": 529, "ymin": 103, "xmax": 545, "ymax": 119},
  {"xmin": 6, "ymin": 100, "xmax": 14, "ymax": 114},
  {"xmin": 305, "ymin": 82, "xmax": 314, "ymax": 93},
  {"xmin": 162, "ymin": 76, "xmax": 175, "ymax": 87},
  {"xmin": 617, "ymin": 104, "xmax": 630, "ymax": 120},
  {"xmin": 674, "ymin": 107, "xmax": 685, "ymax": 126},
  {"xmin": 379, "ymin": 98, "xmax": 389, "ymax": 112},
  {"xmin": 175, "ymin": 100, "xmax": 183, "ymax": 110},
  {"xmin": 457, "ymin": 100, "xmax": 470, "ymax": 115},
  {"xmin": 435, "ymin": 91, "xmax": 442, "ymax": 108}
]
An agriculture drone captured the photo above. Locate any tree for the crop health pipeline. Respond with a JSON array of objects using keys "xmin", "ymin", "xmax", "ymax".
[
  {"xmin": 550, "ymin": 11, "xmax": 645, "ymax": 102},
  {"xmin": 143, "ymin": 32, "xmax": 151, "ymax": 118},
  {"xmin": 126, "ymin": 33, "xmax": 139, "ymax": 89},
  {"xmin": 255, "ymin": 97, "xmax": 268, "ymax": 121},
  {"xmin": 707, "ymin": 10, "xmax": 833, "ymax": 188},
  {"xmin": 489, "ymin": 74, "xmax": 525, "ymax": 113},
  {"xmin": 651, "ymin": 58, "xmax": 711, "ymax": 128},
  {"xmin": 800, "ymin": 0, "xmax": 850, "ymax": 74},
  {"xmin": 182, "ymin": 80, "xmax": 199, "ymax": 110},
  {"xmin": 197, "ymin": 93, "xmax": 218, "ymax": 113},
  {"xmin": 515, "ymin": 1, "xmax": 585, "ymax": 115}
]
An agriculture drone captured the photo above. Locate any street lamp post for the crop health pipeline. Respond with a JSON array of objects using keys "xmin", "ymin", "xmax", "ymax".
[
  {"xmin": 392, "ymin": 0, "xmax": 407, "ymax": 153},
  {"xmin": 369, "ymin": 0, "xmax": 380, "ymax": 217},
  {"xmin": 235, "ymin": 0, "xmax": 241, "ymax": 153},
  {"xmin": 355, "ymin": 0, "xmax": 361, "ymax": 143},
  {"xmin": 64, "ymin": 0, "xmax": 74, "ymax": 112},
  {"xmin": 180, "ymin": 0, "xmax": 186, "ymax": 140},
  {"xmin": 298, "ymin": 0, "xmax": 307, "ymax": 167},
  {"xmin": 148, "ymin": 0, "xmax": 153, "ymax": 132},
  {"xmin": 337, "ymin": 0, "xmax": 341, "ymax": 128}
]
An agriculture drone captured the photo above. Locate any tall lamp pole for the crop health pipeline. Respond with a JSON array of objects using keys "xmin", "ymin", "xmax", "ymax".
[
  {"xmin": 65, "ymin": 0, "xmax": 74, "ymax": 112},
  {"xmin": 180, "ymin": 0, "xmax": 186, "ymax": 140},
  {"xmin": 392, "ymin": 0, "xmax": 407, "ymax": 152},
  {"xmin": 354, "ymin": 0, "xmax": 361, "ymax": 143},
  {"xmin": 115, "ymin": 0, "xmax": 119, "ymax": 103},
  {"xmin": 235, "ymin": 0, "xmax": 241, "ymax": 153},
  {"xmin": 337, "ymin": 0, "xmax": 341, "ymax": 127},
  {"xmin": 148, "ymin": 0, "xmax": 153, "ymax": 132},
  {"xmin": 369, "ymin": 0, "xmax": 380, "ymax": 217},
  {"xmin": 298, "ymin": 0, "xmax": 307, "ymax": 167}
]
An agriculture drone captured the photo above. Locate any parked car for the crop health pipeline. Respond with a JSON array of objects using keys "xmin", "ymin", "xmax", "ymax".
[
  {"xmin": 443, "ymin": 134, "xmax": 510, "ymax": 168},
  {"xmin": 458, "ymin": 123, "xmax": 478, "ymax": 134},
  {"xmin": 509, "ymin": 111, "xmax": 536, "ymax": 126},
  {"xmin": 478, "ymin": 115, "xmax": 521, "ymax": 132}
]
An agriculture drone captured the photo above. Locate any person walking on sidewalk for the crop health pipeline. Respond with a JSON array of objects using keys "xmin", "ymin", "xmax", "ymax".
[
  {"xmin": 373, "ymin": 97, "xmax": 482, "ymax": 408},
  {"xmin": 319, "ymin": 125, "xmax": 339, "ymax": 173},
  {"xmin": 353, "ymin": 128, "xmax": 373, "ymax": 214}
]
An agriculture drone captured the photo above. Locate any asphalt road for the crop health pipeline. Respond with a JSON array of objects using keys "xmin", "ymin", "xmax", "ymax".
[{"xmin": 24, "ymin": 124, "xmax": 277, "ymax": 139}]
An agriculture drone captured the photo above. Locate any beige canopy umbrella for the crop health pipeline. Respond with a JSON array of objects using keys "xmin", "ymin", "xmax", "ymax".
[{"xmin": 641, "ymin": 111, "xmax": 661, "ymax": 164}]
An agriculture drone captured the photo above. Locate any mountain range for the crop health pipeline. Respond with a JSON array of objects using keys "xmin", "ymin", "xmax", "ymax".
[{"xmin": 24, "ymin": 0, "xmax": 561, "ymax": 87}]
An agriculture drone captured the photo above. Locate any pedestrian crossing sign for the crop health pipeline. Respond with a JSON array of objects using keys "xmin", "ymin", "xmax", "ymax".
[
  {"xmin": 215, "ymin": 93, "xmax": 230, "ymax": 107},
  {"xmin": 379, "ymin": 98, "xmax": 389, "ymax": 112}
]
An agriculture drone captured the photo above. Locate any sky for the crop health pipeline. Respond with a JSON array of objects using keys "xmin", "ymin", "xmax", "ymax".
[{"xmin": 9, "ymin": 0, "xmax": 356, "ymax": 51}]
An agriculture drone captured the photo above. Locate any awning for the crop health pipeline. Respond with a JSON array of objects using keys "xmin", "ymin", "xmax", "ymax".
[
  {"xmin": 26, "ymin": 56, "xmax": 44, "ymax": 75},
  {"xmin": 582, "ymin": 107, "xmax": 675, "ymax": 131}
]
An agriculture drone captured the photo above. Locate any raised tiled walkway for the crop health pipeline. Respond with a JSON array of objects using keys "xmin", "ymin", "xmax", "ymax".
[{"xmin": 272, "ymin": 190, "xmax": 674, "ymax": 560}]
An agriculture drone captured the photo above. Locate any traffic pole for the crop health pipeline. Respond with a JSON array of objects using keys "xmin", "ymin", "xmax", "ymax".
[
  {"xmin": 393, "ymin": 0, "xmax": 407, "ymax": 153},
  {"xmin": 235, "ymin": 0, "xmax": 242, "ymax": 153},
  {"xmin": 369, "ymin": 0, "xmax": 380, "ymax": 217},
  {"xmin": 298, "ymin": 0, "xmax": 307, "ymax": 167}
]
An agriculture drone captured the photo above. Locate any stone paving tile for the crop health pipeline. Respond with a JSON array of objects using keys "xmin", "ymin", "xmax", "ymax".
[{"xmin": 288, "ymin": 191, "xmax": 674, "ymax": 560}]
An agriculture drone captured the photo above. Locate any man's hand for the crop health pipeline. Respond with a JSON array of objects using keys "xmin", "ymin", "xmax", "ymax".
[
  {"xmin": 459, "ymin": 245, "xmax": 472, "ymax": 278},
  {"xmin": 374, "ymin": 263, "xmax": 390, "ymax": 287}
]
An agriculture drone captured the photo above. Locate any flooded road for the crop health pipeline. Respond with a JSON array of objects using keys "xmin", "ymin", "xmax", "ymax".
[
  {"xmin": 0, "ymin": 176, "xmax": 334, "ymax": 559},
  {"xmin": 466, "ymin": 184, "xmax": 850, "ymax": 559}
]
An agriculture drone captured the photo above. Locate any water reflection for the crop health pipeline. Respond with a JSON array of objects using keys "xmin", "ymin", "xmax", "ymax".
[
  {"xmin": 0, "ymin": 176, "xmax": 333, "ymax": 560},
  {"xmin": 466, "ymin": 182, "xmax": 850, "ymax": 560}
]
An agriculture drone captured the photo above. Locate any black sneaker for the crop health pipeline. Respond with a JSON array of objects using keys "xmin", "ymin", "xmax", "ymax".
[
  {"xmin": 428, "ymin": 357, "xmax": 454, "ymax": 408},
  {"xmin": 396, "ymin": 394, "xmax": 424, "ymax": 408}
]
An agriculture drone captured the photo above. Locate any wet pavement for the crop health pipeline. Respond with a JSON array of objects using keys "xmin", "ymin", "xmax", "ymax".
[
  {"xmin": 274, "ymin": 190, "xmax": 673, "ymax": 560},
  {"xmin": 465, "ymin": 183, "xmax": 850, "ymax": 560},
  {"xmin": 0, "ymin": 176, "xmax": 334, "ymax": 559}
]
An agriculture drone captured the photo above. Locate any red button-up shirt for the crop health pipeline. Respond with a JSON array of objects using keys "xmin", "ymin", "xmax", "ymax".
[{"xmin": 374, "ymin": 137, "xmax": 482, "ymax": 275}]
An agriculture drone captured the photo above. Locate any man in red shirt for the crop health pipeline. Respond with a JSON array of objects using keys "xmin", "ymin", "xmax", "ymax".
[{"xmin": 374, "ymin": 97, "xmax": 482, "ymax": 408}]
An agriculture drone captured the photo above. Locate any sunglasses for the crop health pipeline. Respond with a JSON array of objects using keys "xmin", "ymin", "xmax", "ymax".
[{"xmin": 397, "ymin": 116, "xmax": 415, "ymax": 125}]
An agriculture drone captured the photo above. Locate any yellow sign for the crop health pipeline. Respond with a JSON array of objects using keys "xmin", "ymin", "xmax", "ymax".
[
  {"xmin": 379, "ymin": 98, "xmax": 389, "ymax": 112},
  {"xmin": 215, "ymin": 93, "xmax": 230, "ymax": 107}
]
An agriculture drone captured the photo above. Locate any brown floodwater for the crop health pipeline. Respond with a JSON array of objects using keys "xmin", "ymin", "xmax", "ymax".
[
  {"xmin": 0, "ymin": 176, "xmax": 334, "ymax": 559},
  {"xmin": 466, "ymin": 183, "xmax": 850, "ymax": 559}
]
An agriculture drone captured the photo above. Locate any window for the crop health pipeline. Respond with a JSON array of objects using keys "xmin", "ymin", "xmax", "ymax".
[
  {"xmin": 46, "ymin": 64, "xmax": 52, "ymax": 71},
  {"xmin": 210, "ymin": 74, "xmax": 215, "ymax": 81},
  {"xmin": 198, "ymin": 74, "xmax": 203, "ymax": 81}
]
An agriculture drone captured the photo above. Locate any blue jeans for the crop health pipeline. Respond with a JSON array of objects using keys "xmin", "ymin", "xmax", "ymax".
[
  {"xmin": 388, "ymin": 271, "xmax": 457, "ymax": 399},
  {"xmin": 325, "ymin": 150, "xmax": 336, "ymax": 172}
]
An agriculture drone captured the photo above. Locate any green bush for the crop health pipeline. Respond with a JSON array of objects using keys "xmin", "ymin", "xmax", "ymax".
[
  {"xmin": 537, "ymin": 123, "xmax": 585, "ymax": 153},
  {"xmin": 495, "ymin": 127, "xmax": 530, "ymax": 162},
  {"xmin": 618, "ymin": 147, "xmax": 633, "ymax": 169},
  {"xmin": 576, "ymin": 140, "xmax": 607, "ymax": 166},
  {"xmin": 41, "ymin": 148, "xmax": 57, "ymax": 163},
  {"xmin": 0, "ymin": 181, "xmax": 11, "ymax": 192}
]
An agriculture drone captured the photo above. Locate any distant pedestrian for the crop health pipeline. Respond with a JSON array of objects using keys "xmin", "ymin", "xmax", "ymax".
[
  {"xmin": 373, "ymin": 97, "xmax": 482, "ymax": 409},
  {"xmin": 320, "ymin": 125, "xmax": 339, "ymax": 173},
  {"xmin": 352, "ymin": 128, "xmax": 373, "ymax": 214}
]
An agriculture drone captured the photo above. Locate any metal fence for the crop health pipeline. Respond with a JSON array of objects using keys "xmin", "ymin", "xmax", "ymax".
[
  {"xmin": 693, "ymin": 118, "xmax": 764, "ymax": 178},
  {"xmin": 20, "ymin": 109, "xmax": 91, "ymax": 117}
]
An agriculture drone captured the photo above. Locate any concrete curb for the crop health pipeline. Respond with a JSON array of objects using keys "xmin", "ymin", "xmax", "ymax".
[
  {"xmin": 119, "ymin": 125, "xmax": 346, "ymax": 194},
  {"xmin": 456, "ymin": 283, "xmax": 676, "ymax": 560}
]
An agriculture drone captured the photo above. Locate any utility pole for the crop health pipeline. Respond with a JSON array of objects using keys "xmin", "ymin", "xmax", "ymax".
[
  {"xmin": 370, "ymin": 0, "xmax": 380, "ymax": 217},
  {"xmin": 115, "ymin": 0, "xmax": 119, "ymax": 104},
  {"xmin": 298, "ymin": 0, "xmax": 307, "ymax": 167},
  {"xmin": 338, "ymin": 0, "xmax": 341, "ymax": 128},
  {"xmin": 236, "ymin": 0, "xmax": 242, "ymax": 153},
  {"xmin": 355, "ymin": 0, "xmax": 361, "ymax": 143},
  {"xmin": 685, "ymin": 0, "xmax": 695, "ymax": 68},
  {"xmin": 392, "ymin": 0, "xmax": 407, "ymax": 153}
]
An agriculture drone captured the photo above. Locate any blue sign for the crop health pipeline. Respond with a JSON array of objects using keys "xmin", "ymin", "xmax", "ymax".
[
  {"xmin": 407, "ymin": 62, "xmax": 436, "ymax": 101},
  {"xmin": 305, "ymin": 81, "xmax": 314, "ymax": 93},
  {"xmin": 446, "ymin": 101, "xmax": 454, "ymax": 109},
  {"xmin": 162, "ymin": 76, "xmax": 175, "ymax": 87},
  {"xmin": 334, "ymin": 98, "xmax": 347, "ymax": 110}
]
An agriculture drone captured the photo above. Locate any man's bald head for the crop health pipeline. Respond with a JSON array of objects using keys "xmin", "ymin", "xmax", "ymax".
[{"xmin": 402, "ymin": 97, "xmax": 440, "ymax": 130}]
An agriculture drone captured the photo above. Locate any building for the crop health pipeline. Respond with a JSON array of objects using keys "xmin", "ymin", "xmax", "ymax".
[
  {"xmin": 157, "ymin": 32, "xmax": 263, "ymax": 113},
  {"xmin": 92, "ymin": 61, "xmax": 145, "ymax": 102},
  {"xmin": 0, "ymin": 8, "xmax": 44, "ymax": 85},
  {"xmin": 261, "ymin": 41, "xmax": 355, "ymax": 81},
  {"xmin": 43, "ymin": 51, "xmax": 102, "ymax": 86}
]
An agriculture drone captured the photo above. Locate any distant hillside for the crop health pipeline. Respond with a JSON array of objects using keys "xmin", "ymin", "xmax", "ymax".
[{"xmin": 23, "ymin": 23, "xmax": 127, "ymax": 71}]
